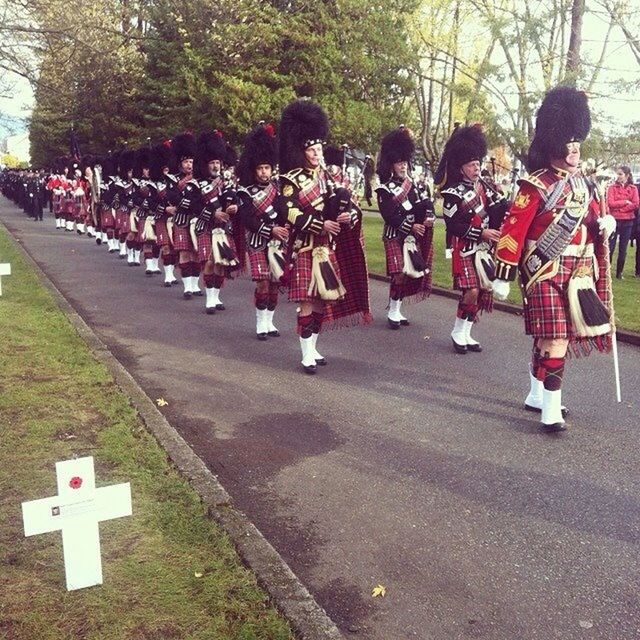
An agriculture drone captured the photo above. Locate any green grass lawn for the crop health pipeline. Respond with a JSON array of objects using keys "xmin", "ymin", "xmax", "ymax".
[
  {"xmin": 362, "ymin": 216, "xmax": 640, "ymax": 334},
  {"xmin": 0, "ymin": 228, "xmax": 293, "ymax": 639}
]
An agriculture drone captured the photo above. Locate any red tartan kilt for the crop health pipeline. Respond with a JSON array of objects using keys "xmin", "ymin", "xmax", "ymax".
[
  {"xmin": 52, "ymin": 195, "xmax": 62, "ymax": 215},
  {"xmin": 63, "ymin": 199, "xmax": 75, "ymax": 215},
  {"xmin": 288, "ymin": 246, "xmax": 342, "ymax": 303},
  {"xmin": 115, "ymin": 209, "xmax": 125, "ymax": 232},
  {"xmin": 197, "ymin": 232, "xmax": 212, "ymax": 264},
  {"xmin": 247, "ymin": 246, "xmax": 270, "ymax": 281},
  {"xmin": 121, "ymin": 209, "xmax": 131, "ymax": 234},
  {"xmin": 172, "ymin": 225, "xmax": 194, "ymax": 252},
  {"xmin": 155, "ymin": 220, "xmax": 170, "ymax": 247},
  {"xmin": 74, "ymin": 203, "xmax": 88, "ymax": 222},
  {"xmin": 524, "ymin": 255, "xmax": 593, "ymax": 339},
  {"xmin": 101, "ymin": 207, "xmax": 115, "ymax": 229},
  {"xmin": 453, "ymin": 253, "xmax": 481, "ymax": 290},
  {"xmin": 383, "ymin": 238, "xmax": 404, "ymax": 276}
]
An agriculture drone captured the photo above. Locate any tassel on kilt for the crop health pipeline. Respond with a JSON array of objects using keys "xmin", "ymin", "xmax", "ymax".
[
  {"xmin": 402, "ymin": 236, "xmax": 427, "ymax": 278},
  {"xmin": 567, "ymin": 265, "xmax": 611, "ymax": 338},
  {"xmin": 211, "ymin": 228, "xmax": 239, "ymax": 267},
  {"xmin": 142, "ymin": 216, "xmax": 157, "ymax": 242},
  {"xmin": 189, "ymin": 217, "xmax": 199, "ymax": 252},
  {"xmin": 167, "ymin": 218, "xmax": 174, "ymax": 245},
  {"xmin": 267, "ymin": 239, "xmax": 286, "ymax": 282},
  {"xmin": 308, "ymin": 245, "xmax": 346, "ymax": 301}
]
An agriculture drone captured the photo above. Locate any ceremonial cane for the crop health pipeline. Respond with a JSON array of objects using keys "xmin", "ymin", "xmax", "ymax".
[{"xmin": 598, "ymin": 179, "xmax": 622, "ymax": 402}]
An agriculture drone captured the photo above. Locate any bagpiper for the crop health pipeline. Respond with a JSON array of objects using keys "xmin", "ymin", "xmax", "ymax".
[
  {"xmin": 237, "ymin": 123, "xmax": 286, "ymax": 338},
  {"xmin": 375, "ymin": 126, "xmax": 435, "ymax": 329},
  {"xmin": 98, "ymin": 154, "xmax": 120, "ymax": 253},
  {"xmin": 114, "ymin": 149, "xmax": 136, "ymax": 260},
  {"xmin": 193, "ymin": 130, "xmax": 244, "ymax": 312},
  {"xmin": 167, "ymin": 132, "xmax": 202, "ymax": 298},
  {"xmin": 435, "ymin": 124, "xmax": 507, "ymax": 354},
  {"xmin": 493, "ymin": 86, "xmax": 616, "ymax": 432},
  {"xmin": 278, "ymin": 99, "xmax": 371, "ymax": 374},
  {"xmin": 149, "ymin": 142, "xmax": 179, "ymax": 287}
]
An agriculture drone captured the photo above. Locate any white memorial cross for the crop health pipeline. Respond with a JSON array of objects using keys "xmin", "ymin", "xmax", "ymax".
[
  {"xmin": 0, "ymin": 262, "xmax": 10, "ymax": 296},
  {"xmin": 21, "ymin": 456, "xmax": 132, "ymax": 591}
]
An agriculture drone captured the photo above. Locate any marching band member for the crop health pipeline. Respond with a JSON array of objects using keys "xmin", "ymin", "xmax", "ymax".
[
  {"xmin": 278, "ymin": 99, "xmax": 371, "ymax": 374},
  {"xmin": 435, "ymin": 124, "xmax": 507, "ymax": 354},
  {"xmin": 237, "ymin": 123, "xmax": 286, "ymax": 339},
  {"xmin": 375, "ymin": 126, "xmax": 435, "ymax": 329},
  {"xmin": 193, "ymin": 131, "xmax": 244, "ymax": 313},
  {"xmin": 493, "ymin": 87, "xmax": 616, "ymax": 432}
]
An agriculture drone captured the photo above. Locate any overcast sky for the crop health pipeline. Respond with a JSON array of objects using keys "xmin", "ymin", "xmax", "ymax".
[{"xmin": 1, "ymin": 5, "xmax": 637, "ymax": 141}]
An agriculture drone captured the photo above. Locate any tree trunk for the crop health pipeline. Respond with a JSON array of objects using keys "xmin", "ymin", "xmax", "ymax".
[{"xmin": 565, "ymin": 0, "xmax": 585, "ymax": 82}]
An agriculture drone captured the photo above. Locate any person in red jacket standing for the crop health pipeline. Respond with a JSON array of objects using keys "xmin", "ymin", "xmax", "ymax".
[{"xmin": 606, "ymin": 165, "xmax": 639, "ymax": 279}]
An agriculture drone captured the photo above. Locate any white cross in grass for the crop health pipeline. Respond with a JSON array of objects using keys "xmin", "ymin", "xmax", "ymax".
[
  {"xmin": 0, "ymin": 262, "xmax": 10, "ymax": 296},
  {"xmin": 21, "ymin": 456, "xmax": 132, "ymax": 591}
]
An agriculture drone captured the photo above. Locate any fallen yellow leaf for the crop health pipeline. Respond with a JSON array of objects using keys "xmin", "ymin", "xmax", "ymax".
[
  {"xmin": 194, "ymin": 572, "xmax": 203, "ymax": 578},
  {"xmin": 156, "ymin": 398, "xmax": 168, "ymax": 407},
  {"xmin": 371, "ymin": 584, "xmax": 386, "ymax": 598}
]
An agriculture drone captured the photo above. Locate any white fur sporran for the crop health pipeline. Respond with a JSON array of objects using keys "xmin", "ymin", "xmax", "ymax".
[
  {"xmin": 308, "ymin": 245, "xmax": 346, "ymax": 301},
  {"xmin": 474, "ymin": 247, "xmax": 496, "ymax": 291},
  {"xmin": 267, "ymin": 240, "xmax": 286, "ymax": 282},
  {"xmin": 402, "ymin": 235, "xmax": 427, "ymax": 278},
  {"xmin": 567, "ymin": 264, "xmax": 610, "ymax": 338}
]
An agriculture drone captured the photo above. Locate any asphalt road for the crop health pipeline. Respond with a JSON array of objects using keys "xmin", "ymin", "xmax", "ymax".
[{"xmin": 3, "ymin": 199, "xmax": 640, "ymax": 640}]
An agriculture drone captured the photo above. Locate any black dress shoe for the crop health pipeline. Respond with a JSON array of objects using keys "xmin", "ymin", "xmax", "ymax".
[
  {"xmin": 146, "ymin": 270, "xmax": 153, "ymax": 276},
  {"xmin": 205, "ymin": 307, "xmax": 216, "ymax": 315},
  {"xmin": 451, "ymin": 337, "xmax": 467, "ymax": 354},
  {"xmin": 302, "ymin": 363, "xmax": 317, "ymax": 375},
  {"xmin": 268, "ymin": 329, "xmax": 280, "ymax": 337},
  {"xmin": 541, "ymin": 422, "xmax": 567, "ymax": 433},
  {"xmin": 525, "ymin": 404, "xmax": 569, "ymax": 418},
  {"xmin": 315, "ymin": 357, "xmax": 327, "ymax": 366},
  {"xmin": 400, "ymin": 319, "xmax": 410, "ymax": 326},
  {"xmin": 387, "ymin": 318, "xmax": 400, "ymax": 330},
  {"xmin": 193, "ymin": 290, "xmax": 204, "ymax": 296},
  {"xmin": 96, "ymin": 238, "xmax": 102, "ymax": 245},
  {"xmin": 466, "ymin": 343, "xmax": 483, "ymax": 353},
  {"xmin": 256, "ymin": 332, "xmax": 267, "ymax": 341},
  {"xmin": 164, "ymin": 282, "xmax": 172, "ymax": 287},
  {"xmin": 215, "ymin": 303, "xmax": 225, "ymax": 310},
  {"xmin": 183, "ymin": 291, "xmax": 192, "ymax": 299}
]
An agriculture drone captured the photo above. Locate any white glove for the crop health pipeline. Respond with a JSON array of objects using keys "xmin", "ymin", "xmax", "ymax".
[
  {"xmin": 492, "ymin": 278, "xmax": 510, "ymax": 301},
  {"xmin": 598, "ymin": 214, "xmax": 616, "ymax": 238}
]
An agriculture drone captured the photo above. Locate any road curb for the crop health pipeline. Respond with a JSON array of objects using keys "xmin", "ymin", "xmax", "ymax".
[
  {"xmin": 0, "ymin": 213, "xmax": 345, "ymax": 640},
  {"xmin": 369, "ymin": 272, "xmax": 640, "ymax": 347}
]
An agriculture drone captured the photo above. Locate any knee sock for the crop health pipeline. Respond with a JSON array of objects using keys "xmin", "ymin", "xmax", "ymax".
[
  {"xmin": 538, "ymin": 355, "xmax": 565, "ymax": 391},
  {"xmin": 390, "ymin": 282, "xmax": 402, "ymax": 301},
  {"xmin": 255, "ymin": 290, "xmax": 269, "ymax": 310},
  {"xmin": 457, "ymin": 301, "xmax": 479, "ymax": 322},
  {"xmin": 311, "ymin": 311, "xmax": 324, "ymax": 335},
  {"xmin": 268, "ymin": 283, "xmax": 279, "ymax": 310},
  {"xmin": 297, "ymin": 314, "xmax": 314, "ymax": 339}
]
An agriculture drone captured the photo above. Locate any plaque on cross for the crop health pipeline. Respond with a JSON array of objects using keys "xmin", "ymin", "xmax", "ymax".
[{"xmin": 21, "ymin": 456, "xmax": 132, "ymax": 591}]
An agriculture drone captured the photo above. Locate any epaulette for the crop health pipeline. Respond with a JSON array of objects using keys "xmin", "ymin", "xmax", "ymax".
[
  {"xmin": 441, "ymin": 182, "xmax": 470, "ymax": 199},
  {"xmin": 374, "ymin": 183, "xmax": 390, "ymax": 194},
  {"xmin": 518, "ymin": 169, "xmax": 548, "ymax": 192},
  {"xmin": 281, "ymin": 168, "xmax": 314, "ymax": 189}
]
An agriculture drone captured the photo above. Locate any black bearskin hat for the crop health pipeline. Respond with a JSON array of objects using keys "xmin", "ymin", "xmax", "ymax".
[
  {"xmin": 433, "ymin": 124, "xmax": 487, "ymax": 189},
  {"xmin": 225, "ymin": 143, "xmax": 238, "ymax": 168},
  {"xmin": 324, "ymin": 145, "xmax": 344, "ymax": 168},
  {"xmin": 171, "ymin": 132, "xmax": 197, "ymax": 164},
  {"xmin": 101, "ymin": 154, "xmax": 116, "ymax": 178},
  {"xmin": 527, "ymin": 86, "xmax": 591, "ymax": 172},
  {"xmin": 278, "ymin": 99, "xmax": 329, "ymax": 173},
  {"xmin": 195, "ymin": 130, "xmax": 226, "ymax": 179},
  {"xmin": 376, "ymin": 126, "xmax": 415, "ymax": 181},
  {"xmin": 149, "ymin": 141, "xmax": 173, "ymax": 180},
  {"xmin": 237, "ymin": 123, "xmax": 278, "ymax": 186},
  {"xmin": 118, "ymin": 148, "xmax": 136, "ymax": 180},
  {"xmin": 134, "ymin": 147, "xmax": 152, "ymax": 177}
]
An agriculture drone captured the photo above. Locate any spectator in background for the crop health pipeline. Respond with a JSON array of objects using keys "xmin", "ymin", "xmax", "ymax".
[
  {"xmin": 634, "ymin": 180, "xmax": 640, "ymax": 277},
  {"xmin": 607, "ymin": 165, "xmax": 639, "ymax": 279}
]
